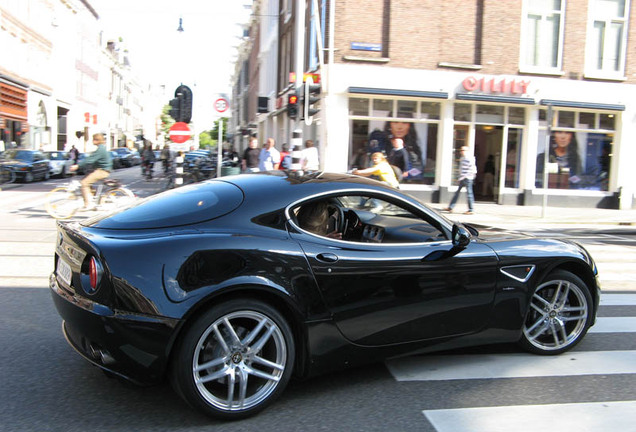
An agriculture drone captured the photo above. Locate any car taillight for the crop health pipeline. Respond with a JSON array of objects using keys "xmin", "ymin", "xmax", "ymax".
[{"xmin": 87, "ymin": 256, "xmax": 103, "ymax": 293}]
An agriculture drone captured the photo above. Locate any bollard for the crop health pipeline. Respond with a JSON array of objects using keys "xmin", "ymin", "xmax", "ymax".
[{"xmin": 175, "ymin": 154, "xmax": 184, "ymax": 186}]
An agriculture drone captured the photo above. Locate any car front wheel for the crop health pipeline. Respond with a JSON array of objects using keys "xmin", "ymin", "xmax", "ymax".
[
  {"xmin": 519, "ymin": 269, "xmax": 593, "ymax": 355},
  {"xmin": 171, "ymin": 299, "xmax": 295, "ymax": 420}
]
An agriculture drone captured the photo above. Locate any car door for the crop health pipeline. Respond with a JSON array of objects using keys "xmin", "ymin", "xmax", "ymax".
[{"xmin": 289, "ymin": 197, "xmax": 499, "ymax": 347}]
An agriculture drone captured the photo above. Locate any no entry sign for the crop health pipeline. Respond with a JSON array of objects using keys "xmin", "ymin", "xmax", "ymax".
[{"xmin": 169, "ymin": 122, "xmax": 192, "ymax": 144}]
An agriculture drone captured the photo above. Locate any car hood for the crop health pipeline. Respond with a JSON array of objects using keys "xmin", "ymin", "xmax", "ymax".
[{"xmin": 0, "ymin": 159, "xmax": 28, "ymax": 168}]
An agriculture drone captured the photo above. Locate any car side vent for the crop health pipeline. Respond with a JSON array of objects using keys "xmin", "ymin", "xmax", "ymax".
[
  {"xmin": 178, "ymin": 251, "xmax": 246, "ymax": 291},
  {"xmin": 500, "ymin": 265, "xmax": 536, "ymax": 283}
]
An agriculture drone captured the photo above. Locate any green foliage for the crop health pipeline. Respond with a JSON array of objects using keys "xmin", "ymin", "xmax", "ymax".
[
  {"xmin": 211, "ymin": 118, "xmax": 229, "ymax": 141},
  {"xmin": 160, "ymin": 105, "xmax": 175, "ymax": 139},
  {"xmin": 199, "ymin": 131, "xmax": 215, "ymax": 149}
]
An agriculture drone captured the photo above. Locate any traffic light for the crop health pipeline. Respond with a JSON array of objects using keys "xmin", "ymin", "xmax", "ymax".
[
  {"xmin": 168, "ymin": 85, "xmax": 193, "ymax": 123},
  {"xmin": 303, "ymin": 77, "xmax": 321, "ymax": 125},
  {"xmin": 287, "ymin": 92, "xmax": 299, "ymax": 120},
  {"xmin": 168, "ymin": 97, "xmax": 181, "ymax": 122},
  {"xmin": 177, "ymin": 85, "xmax": 192, "ymax": 123}
]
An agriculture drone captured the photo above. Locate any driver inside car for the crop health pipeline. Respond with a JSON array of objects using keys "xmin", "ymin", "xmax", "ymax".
[{"xmin": 296, "ymin": 201, "xmax": 343, "ymax": 239}]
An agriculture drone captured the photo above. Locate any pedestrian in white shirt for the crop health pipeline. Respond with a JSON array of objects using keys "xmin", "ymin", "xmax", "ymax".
[
  {"xmin": 258, "ymin": 138, "xmax": 280, "ymax": 171},
  {"xmin": 301, "ymin": 140, "xmax": 319, "ymax": 171}
]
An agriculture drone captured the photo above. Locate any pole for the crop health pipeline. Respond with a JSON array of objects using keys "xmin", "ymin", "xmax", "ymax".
[
  {"xmin": 216, "ymin": 119, "xmax": 223, "ymax": 177},
  {"xmin": 292, "ymin": 0, "xmax": 306, "ymax": 157},
  {"xmin": 541, "ymin": 104, "xmax": 553, "ymax": 218}
]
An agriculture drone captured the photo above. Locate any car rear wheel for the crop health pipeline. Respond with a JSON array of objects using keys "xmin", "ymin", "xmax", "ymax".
[
  {"xmin": 171, "ymin": 300, "xmax": 294, "ymax": 420},
  {"xmin": 519, "ymin": 269, "xmax": 593, "ymax": 355}
]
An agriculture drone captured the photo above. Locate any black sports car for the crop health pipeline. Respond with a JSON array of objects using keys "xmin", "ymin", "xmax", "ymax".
[{"xmin": 50, "ymin": 171, "xmax": 600, "ymax": 419}]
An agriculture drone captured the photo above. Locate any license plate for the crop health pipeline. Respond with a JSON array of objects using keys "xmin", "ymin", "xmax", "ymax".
[{"xmin": 57, "ymin": 257, "xmax": 73, "ymax": 287}]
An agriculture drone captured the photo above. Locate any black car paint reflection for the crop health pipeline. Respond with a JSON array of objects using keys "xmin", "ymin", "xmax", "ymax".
[{"xmin": 49, "ymin": 171, "xmax": 600, "ymax": 420}]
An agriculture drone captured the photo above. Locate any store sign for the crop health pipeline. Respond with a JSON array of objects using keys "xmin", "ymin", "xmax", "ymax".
[{"xmin": 462, "ymin": 75, "xmax": 531, "ymax": 95}]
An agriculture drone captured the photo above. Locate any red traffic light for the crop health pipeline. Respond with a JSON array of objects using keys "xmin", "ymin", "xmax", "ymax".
[{"xmin": 288, "ymin": 94, "xmax": 298, "ymax": 104}]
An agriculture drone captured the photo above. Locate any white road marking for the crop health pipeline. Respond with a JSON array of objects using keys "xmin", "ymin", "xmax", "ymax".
[
  {"xmin": 589, "ymin": 317, "xmax": 636, "ymax": 333},
  {"xmin": 387, "ymin": 350, "xmax": 636, "ymax": 381},
  {"xmin": 600, "ymin": 293, "xmax": 636, "ymax": 305},
  {"xmin": 423, "ymin": 401, "xmax": 636, "ymax": 432}
]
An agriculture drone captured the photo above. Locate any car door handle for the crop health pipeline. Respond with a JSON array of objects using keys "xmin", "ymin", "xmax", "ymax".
[{"xmin": 316, "ymin": 253, "xmax": 339, "ymax": 263}]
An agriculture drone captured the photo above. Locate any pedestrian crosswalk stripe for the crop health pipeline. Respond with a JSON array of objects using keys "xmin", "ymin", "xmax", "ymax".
[
  {"xmin": 589, "ymin": 317, "xmax": 636, "ymax": 333},
  {"xmin": 423, "ymin": 400, "xmax": 636, "ymax": 432},
  {"xmin": 600, "ymin": 293, "xmax": 636, "ymax": 305},
  {"xmin": 387, "ymin": 350, "xmax": 636, "ymax": 381}
]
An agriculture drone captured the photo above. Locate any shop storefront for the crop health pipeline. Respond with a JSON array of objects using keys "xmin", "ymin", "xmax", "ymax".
[
  {"xmin": 0, "ymin": 75, "xmax": 28, "ymax": 150},
  {"xmin": 327, "ymin": 65, "xmax": 634, "ymax": 209}
]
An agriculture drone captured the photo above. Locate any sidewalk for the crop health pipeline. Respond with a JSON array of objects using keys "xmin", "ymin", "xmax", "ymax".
[{"xmin": 434, "ymin": 202, "xmax": 636, "ymax": 230}]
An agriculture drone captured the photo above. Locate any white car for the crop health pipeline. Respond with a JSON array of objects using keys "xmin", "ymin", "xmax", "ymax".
[{"xmin": 45, "ymin": 151, "xmax": 73, "ymax": 178}]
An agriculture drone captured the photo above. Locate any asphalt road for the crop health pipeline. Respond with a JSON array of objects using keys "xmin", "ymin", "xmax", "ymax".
[{"xmin": 1, "ymin": 167, "xmax": 635, "ymax": 431}]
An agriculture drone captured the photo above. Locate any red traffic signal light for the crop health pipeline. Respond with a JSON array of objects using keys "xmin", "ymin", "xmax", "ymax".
[{"xmin": 287, "ymin": 93, "xmax": 299, "ymax": 119}]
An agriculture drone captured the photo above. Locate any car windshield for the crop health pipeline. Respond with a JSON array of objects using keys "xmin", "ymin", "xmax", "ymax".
[{"xmin": 3, "ymin": 150, "xmax": 32, "ymax": 161}]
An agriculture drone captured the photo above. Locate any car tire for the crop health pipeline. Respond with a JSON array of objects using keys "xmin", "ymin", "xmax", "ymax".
[
  {"xmin": 519, "ymin": 269, "xmax": 594, "ymax": 355},
  {"xmin": 170, "ymin": 299, "xmax": 295, "ymax": 420},
  {"xmin": 24, "ymin": 172, "xmax": 33, "ymax": 183},
  {"xmin": 44, "ymin": 170, "xmax": 50, "ymax": 180},
  {"xmin": 60, "ymin": 167, "xmax": 66, "ymax": 178}
]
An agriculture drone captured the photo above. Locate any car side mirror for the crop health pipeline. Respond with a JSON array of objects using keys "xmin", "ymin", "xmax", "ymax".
[{"xmin": 452, "ymin": 224, "xmax": 471, "ymax": 248}]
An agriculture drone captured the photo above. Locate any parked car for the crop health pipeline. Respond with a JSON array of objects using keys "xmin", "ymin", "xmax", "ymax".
[
  {"xmin": 129, "ymin": 150, "xmax": 142, "ymax": 166},
  {"xmin": 50, "ymin": 172, "xmax": 600, "ymax": 420},
  {"xmin": 45, "ymin": 151, "xmax": 73, "ymax": 178},
  {"xmin": 110, "ymin": 151, "xmax": 124, "ymax": 169},
  {"xmin": 0, "ymin": 149, "xmax": 50, "ymax": 182},
  {"xmin": 112, "ymin": 147, "xmax": 134, "ymax": 167}
]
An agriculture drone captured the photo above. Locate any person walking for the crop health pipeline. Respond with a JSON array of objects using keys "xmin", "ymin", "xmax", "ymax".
[
  {"xmin": 258, "ymin": 137, "xmax": 280, "ymax": 171},
  {"xmin": 445, "ymin": 145, "xmax": 477, "ymax": 214},
  {"xmin": 70, "ymin": 132, "xmax": 112, "ymax": 211},
  {"xmin": 300, "ymin": 139, "xmax": 319, "ymax": 171},
  {"xmin": 69, "ymin": 145, "xmax": 80, "ymax": 164},
  {"xmin": 160, "ymin": 144, "xmax": 171, "ymax": 174},
  {"xmin": 242, "ymin": 137, "xmax": 261, "ymax": 173}
]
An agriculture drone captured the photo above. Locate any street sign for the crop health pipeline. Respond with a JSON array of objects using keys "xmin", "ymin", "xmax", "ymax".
[
  {"xmin": 214, "ymin": 98, "xmax": 229, "ymax": 113},
  {"xmin": 169, "ymin": 122, "xmax": 192, "ymax": 144}
]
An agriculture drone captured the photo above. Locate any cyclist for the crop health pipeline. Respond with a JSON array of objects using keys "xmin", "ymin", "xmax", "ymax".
[{"xmin": 70, "ymin": 132, "xmax": 112, "ymax": 211}]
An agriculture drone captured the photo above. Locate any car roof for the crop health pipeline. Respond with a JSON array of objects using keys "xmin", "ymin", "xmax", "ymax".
[{"xmin": 85, "ymin": 171, "xmax": 443, "ymax": 231}]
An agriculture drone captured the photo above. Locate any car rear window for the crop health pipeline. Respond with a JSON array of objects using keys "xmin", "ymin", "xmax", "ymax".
[{"xmin": 87, "ymin": 181, "xmax": 244, "ymax": 229}]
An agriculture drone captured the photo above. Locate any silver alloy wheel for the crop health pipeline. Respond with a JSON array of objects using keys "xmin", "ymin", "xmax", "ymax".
[
  {"xmin": 192, "ymin": 310, "xmax": 287, "ymax": 412},
  {"xmin": 523, "ymin": 278, "xmax": 589, "ymax": 351}
]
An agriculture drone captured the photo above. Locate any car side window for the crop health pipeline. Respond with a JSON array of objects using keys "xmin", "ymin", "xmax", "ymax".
[{"xmin": 294, "ymin": 195, "xmax": 445, "ymax": 244}]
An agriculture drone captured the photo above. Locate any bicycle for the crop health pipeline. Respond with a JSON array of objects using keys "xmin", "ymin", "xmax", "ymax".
[
  {"xmin": 0, "ymin": 165, "xmax": 16, "ymax": 185},
  {"xmin": 45, "ymin": 175, "xmax": 136, "ymax": 219}
]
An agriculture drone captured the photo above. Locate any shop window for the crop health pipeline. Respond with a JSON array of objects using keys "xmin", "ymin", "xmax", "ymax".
[
  {"xmin": 578, "ymin": 112, "xmax": 595, "ymax": 129},
  {"xmin": 520, "ymin": 0, "xmax": 565, "ymax": 73},
  {"xmin": 599, "ymin": 113, "xmax": 615, "ymax": 130},
  {"xmin": 396, "ymin": 100, "xmax": 416, "ymax": 118},
  {"xmin": 557, "ymin": 110, "xmax": 575, "ymax": 128},
  {"xmin": 476, "ymin": 105, "xmax": 504, "ymax": 124},
  {"xmin": 508, "ymin": 107, "xmax": 526, "ymax": 125},
  {"xmin": 585, "ymin": 0, "xmax": 629, "ymax": 79},
  {"xmin": 349, "ymin": 98, "xmax": 369, "ymax": 116},
  {"xmin": 535, "ymin": 129, "xmax": 613, "ymax": 191},
  {"xmin": 372, "ymin": 99, "xmax": 392, "ymax": 117},
  {"xmin": 454, "ymin": 104, "xmax": 471, "ymax": 122},
  {"xmin": 420, "ymin": 102, "xmax": 440, "ymax": 120},
  {"xmin": 349, "ymin": 118, "xmax": 438, "ymax": 185}
]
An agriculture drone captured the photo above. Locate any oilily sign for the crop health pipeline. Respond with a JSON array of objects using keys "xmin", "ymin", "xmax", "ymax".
[{"xmin": 462, "ymin": 75, "xmax": 531, "ymax": 95}]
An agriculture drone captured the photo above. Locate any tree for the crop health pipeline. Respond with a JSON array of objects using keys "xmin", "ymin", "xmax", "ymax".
[{"xmin": 211, "ymin": 117, "xmax": 228, "ymax": 142}]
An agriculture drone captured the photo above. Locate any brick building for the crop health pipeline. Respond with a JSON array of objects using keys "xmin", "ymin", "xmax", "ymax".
[{"xmin": 236, "ymin": 0, "xmax": 636, "ymax": 209}]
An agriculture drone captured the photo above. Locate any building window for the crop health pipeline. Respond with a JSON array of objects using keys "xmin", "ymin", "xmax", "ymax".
[
  {"xmin": 349, "ymin": 97, "xmax": 440, "ymax": 185},
  {"xmin": 535, "ymin": 109, "xmax": 616, "ymax": 191},
  {"xmin": 520, "ymin": 0, "xmax": 565, "ymax": 74},
  {"xmin": 585, "ymin": 0, "xmax": 630, "ymax": 79}
]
